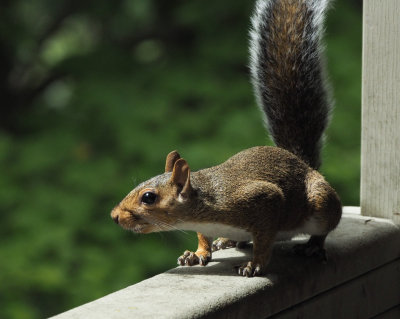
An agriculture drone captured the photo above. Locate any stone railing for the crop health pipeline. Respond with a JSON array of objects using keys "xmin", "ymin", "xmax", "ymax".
[{"xmin": 51, "ymin": 207, "xmax": 400, "ymax": 319}]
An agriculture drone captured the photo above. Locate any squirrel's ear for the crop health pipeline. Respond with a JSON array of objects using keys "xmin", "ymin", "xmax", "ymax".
[
  {"xmin": 165, "ymin": 150, "xmax": 181, "ymax": 173},
  {"xmin": 171, "ymin": 158, "xmax": 192, "ymax": 197}
]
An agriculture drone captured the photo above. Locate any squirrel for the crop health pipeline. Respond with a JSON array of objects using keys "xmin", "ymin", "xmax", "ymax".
[{"xmin": 111, "ymin": 0, "xmax": 342, "ymax": 277}]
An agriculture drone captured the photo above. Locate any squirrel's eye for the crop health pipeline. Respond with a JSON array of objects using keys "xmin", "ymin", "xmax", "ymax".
[{"xmin": 141, "ymin": 192, "xmax": 157, "ymax": 205}]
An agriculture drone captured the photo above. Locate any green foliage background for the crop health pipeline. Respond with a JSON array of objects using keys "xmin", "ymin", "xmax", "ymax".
[{"xmin": 0, "ymin": 0, "xmax": 361, "ymax": 318}]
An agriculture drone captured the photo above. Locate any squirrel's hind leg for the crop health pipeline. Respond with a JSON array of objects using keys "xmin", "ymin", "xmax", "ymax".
[
  {"xmin": 293, "ymin": 171, "xmax": 343, "ymax": 261},
  {"xmin": 293, "ymin": 235, "xmax": 327, "ymax": 261},
  {"xmin": 235, "ymin": 180, "xmax": 283, "ymax": 277},
  {"xmin": 238, "ymin": 230, "xmax": 276, "ymax": 277}
]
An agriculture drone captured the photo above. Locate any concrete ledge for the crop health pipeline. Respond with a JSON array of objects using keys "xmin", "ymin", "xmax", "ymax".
[{"xmin": 52, "ymin": 207, "xmax": 400, "ymax": 319}]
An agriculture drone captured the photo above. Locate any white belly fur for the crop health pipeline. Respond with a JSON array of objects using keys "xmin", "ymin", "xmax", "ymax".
[
  {"xmin": 176, "ymin": 217, "xmax": 324, "ymax": 242},
  {"xmin": 176, "ymin": 222, "xmax": 252, "ymax": 241}
]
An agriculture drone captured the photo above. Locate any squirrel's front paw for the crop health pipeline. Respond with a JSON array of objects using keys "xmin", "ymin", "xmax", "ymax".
[
  {"xmin": 177, "ymin": 250, "xmax": 211, "ymax": 266},
  {"xmin": 237, "ymin": 261, "xmax": 263, "ymax": 277},
  {"xmin": 212, "ymin": 238, "xmax": 237, "ymax": 251}
]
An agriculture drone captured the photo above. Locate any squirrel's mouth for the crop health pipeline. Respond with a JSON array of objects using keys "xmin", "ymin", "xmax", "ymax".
[
  {"xmin": 129, "ymin": 223, "xmax": 152, "ymax": 234},
  {"xmin": 112, "ymin": 206, "xmax": 173, "ymax": 234},
  {"xmin": 120, "ymin": 217, "xmax": 153, "ymax": 234},
  {"xmin": 112, "ymin": 207, "xmax": 154, "ymax": 234}
]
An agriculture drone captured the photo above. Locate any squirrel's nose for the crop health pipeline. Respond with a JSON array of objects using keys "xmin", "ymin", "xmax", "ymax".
[
  {"xmin": 111, "ymin": 206, "xmax": 121, "ymax": 224},
  {"xmin": 112, "ymin": 215, "xmax": 119, "ymax": 224}
]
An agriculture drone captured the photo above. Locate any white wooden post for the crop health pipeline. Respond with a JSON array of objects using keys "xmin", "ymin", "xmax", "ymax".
[{"xmin": 361, "ymin": 0, "xmax": 400, "ymax": 224}]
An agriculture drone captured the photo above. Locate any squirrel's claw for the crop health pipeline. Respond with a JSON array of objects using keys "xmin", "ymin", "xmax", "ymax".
[
  {"xmin": 199, "ymin": 255, "xmax": 209, "ymax": 266},
  {"xmin": 177, "ymin": 250, "xmax": 211, "ymax": 267},
  {"xmin": 177, "ymin": 250, "xmax": 196, "ymax": 266},
  {"xmin": 237, "ymin": 261, "xmax": 262, "ymax": 277}
]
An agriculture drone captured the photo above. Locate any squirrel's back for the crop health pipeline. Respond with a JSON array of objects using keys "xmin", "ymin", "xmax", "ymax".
[
  {"xmin": 250, "ymin": 0, "xmax": 332, "ymax": 170},
  {"xmin": 192, "ymin": 146, "xmax": 311, "ymax": 217},
  {"xmin": 214, "ymin": 146, "xmax": 309, "ymax": 183}
]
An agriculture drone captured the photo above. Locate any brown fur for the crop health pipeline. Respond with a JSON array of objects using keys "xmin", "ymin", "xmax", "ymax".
[
  {"xmin": 111, "ymin": 0, "xmax": 341, "ymax": 277},
  {"xmin": 111, "ymin": 146, "xmax": 342, "ymax": 276}
]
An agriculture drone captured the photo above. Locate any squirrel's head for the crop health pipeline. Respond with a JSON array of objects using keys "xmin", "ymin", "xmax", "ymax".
[{"xmin": 110, "ymin": 150, "xmax": 194, "ymax": 233}]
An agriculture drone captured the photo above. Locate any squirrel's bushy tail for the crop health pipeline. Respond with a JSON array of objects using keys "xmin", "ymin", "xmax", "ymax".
[{"xmin": 250, "ymin": 0, "xmax": 332, "ymax": 170}]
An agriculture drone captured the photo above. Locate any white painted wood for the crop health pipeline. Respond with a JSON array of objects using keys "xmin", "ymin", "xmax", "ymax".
[{"xmin": 361, "ymin": 0, "xmax": 400, "ymax": 224}]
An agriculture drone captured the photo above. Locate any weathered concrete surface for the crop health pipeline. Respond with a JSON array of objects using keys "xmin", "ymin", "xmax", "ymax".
[
  {"xmin": 269, "ymin": 260, "xmax": 400, "ymax": 319},
  {"xmin": 51, "ymin": 207, "xmax": 400, "ymax": 319}
]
